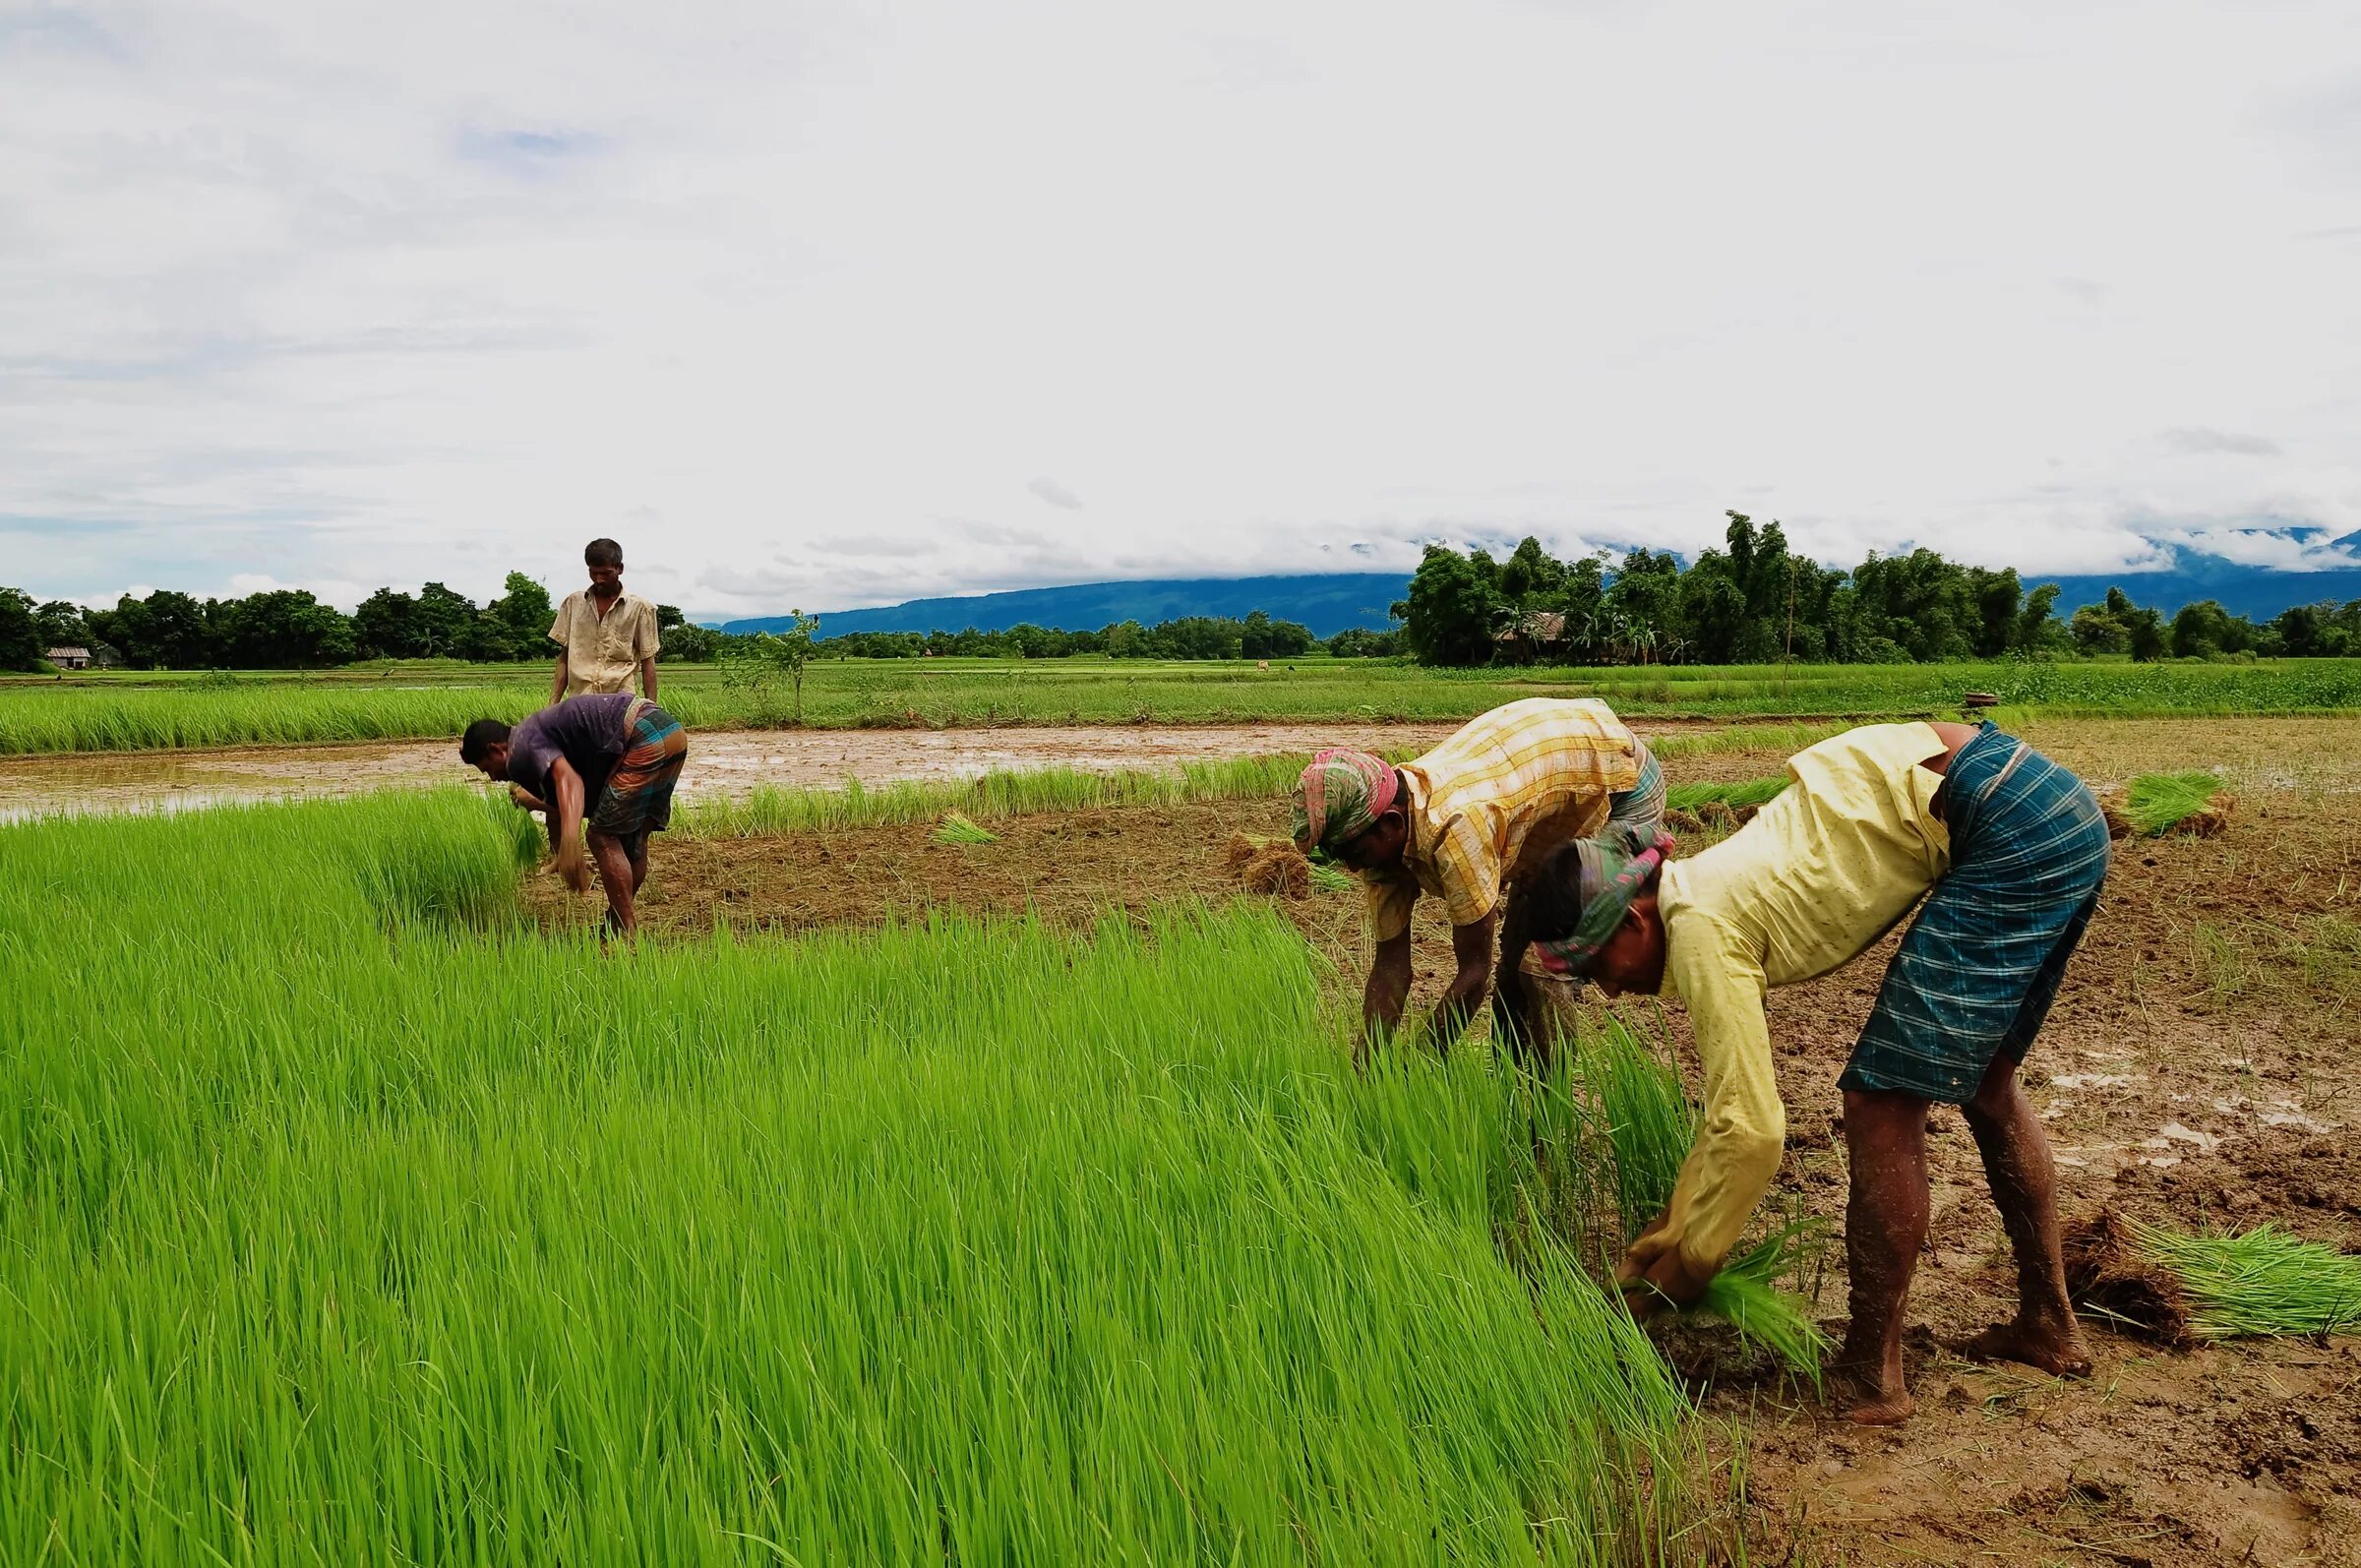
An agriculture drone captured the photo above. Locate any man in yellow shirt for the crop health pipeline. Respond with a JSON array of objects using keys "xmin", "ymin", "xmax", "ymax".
[
  {"xmin": 1290, "ymin": 697, "xmax": 1664, "ymax": 1050},
  {"xmin": 1509, "ymin": 720, "xmax": 2110, "ymax": 1425},
  {"xmin": 550, "ymin": 537, "xmax": 661, "ymax": 702}
]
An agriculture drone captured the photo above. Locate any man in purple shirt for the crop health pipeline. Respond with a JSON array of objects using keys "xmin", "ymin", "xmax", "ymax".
[{"xmin": 460, "ymin": 694, "xmax": 688, "ymax": 938}]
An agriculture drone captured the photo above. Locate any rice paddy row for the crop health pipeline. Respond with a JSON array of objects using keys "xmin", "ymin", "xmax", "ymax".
[
  {"xmin": 0, "ymin": 790, "xmax": 1731, "ymax": 1563},
  {"xmin": 5, "ymin": 656, "xmax": 2356, "ymax": 754}
]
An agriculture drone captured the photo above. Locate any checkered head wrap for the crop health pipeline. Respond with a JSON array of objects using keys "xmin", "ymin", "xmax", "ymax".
[
  {"xmin": 1290, "ymin": 748, "xmax": 1399, "ymax": 856},
  {"xmin": 1531, "ymin": 822, "xmax": 1676, "ymax": 976}
]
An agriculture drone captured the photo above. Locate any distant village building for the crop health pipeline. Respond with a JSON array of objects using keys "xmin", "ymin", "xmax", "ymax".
[
  {"xmin": 1493, "ymin": 611, "xmax": 1569, "ymax": 661},
  {"xmin": 46, "ymin": 646, "xmax": 93, "ymax": 671}
]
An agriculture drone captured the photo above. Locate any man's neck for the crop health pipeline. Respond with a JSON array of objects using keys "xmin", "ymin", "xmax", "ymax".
[{"xmin": 591, "ymin": 588, "xmax": 623, "ymax": 620}]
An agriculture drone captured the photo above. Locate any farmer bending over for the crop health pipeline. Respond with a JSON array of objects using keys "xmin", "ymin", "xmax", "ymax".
[
  {"xmin": 1290, "ymin": 697, "xmax": 1664, "ymax": 1052},
  {"xmin": 1509, "ymin": 721, "xmax": 2109, "ymax": 1424},
  {"xmin": 460, "ymin": 693, "xmax": 688, "ymax": 938}
]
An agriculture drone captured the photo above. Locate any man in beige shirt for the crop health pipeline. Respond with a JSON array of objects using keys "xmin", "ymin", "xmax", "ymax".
[{"xmin": 550, "ymin": 537, "xmax": 660, "ymax": 701}]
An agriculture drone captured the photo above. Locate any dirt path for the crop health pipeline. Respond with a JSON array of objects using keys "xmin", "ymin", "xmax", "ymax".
[{"xmin": 0, "ymin": 722, "xmax": 1469, "ymax": 822}]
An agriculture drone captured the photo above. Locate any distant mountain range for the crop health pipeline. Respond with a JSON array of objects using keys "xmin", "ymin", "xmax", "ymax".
[{"xmin": 722, "ymin": 535, "xmax": 2361, "ymax": 638}]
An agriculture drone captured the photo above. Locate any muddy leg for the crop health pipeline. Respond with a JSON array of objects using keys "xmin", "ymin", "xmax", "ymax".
[
  {"xmin": 1836, "ymin": 1087, "xmax": 1931, "ymax": 1425},
  {"xmin": 587, "ymin": 828, "xmax": 637, "ymax": 939},
  {"xmin": 1960, "ymin": 1054, "xmax": 2092, "ymax": 1377},
  {"xmin": 624, "ymin": 830, "xmax": 649, "ymax": 894}
]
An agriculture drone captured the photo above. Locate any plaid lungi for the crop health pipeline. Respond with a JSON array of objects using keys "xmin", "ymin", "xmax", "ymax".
[
  {"xmin": 587, "ymin": 699, "xmax": 687, "ymax": 840},
  {"xmin": 1605, "ymin": 740, "xmax": 1665, "ymax": 834},
  {"xmin": 1840, "ymin": 723, "xmax": 2111, "ymax": 1104}
]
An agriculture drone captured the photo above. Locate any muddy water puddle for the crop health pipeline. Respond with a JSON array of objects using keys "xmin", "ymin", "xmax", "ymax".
[{"xmin": 0, "ymin": 723, "xmax": 1489, "ymax": 823}]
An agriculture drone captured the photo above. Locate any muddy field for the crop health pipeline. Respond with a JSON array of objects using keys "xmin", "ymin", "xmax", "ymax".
[{"xmin": 524, "ymin": 715, "xmax": 2361, "ymax": 1566}]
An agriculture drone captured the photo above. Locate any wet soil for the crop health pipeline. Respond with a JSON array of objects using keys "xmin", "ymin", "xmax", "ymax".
[
  {"xmin": 0, "ymin": 722, "xmax": 1467, "ymax": 822},
  {"xmin": 520, "ymin": 717, "xmax": 2361, "ymax": 1565}
]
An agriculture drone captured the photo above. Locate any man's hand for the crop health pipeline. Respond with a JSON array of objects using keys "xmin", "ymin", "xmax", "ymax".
[
  {"xmin": 1615, "ymin": 1214, "xmax": 1714, "ymax": 1318},
  {"xmin": 509, "ymin": 784, "xmax": 548, "ymax": 813},
  {"xmin": 553, "ymin": 837, "xmax": 592, "ymax": 893}
]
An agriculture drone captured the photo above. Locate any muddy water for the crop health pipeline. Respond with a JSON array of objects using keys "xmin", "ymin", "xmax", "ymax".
[{"xmin": 0, "ymin": 723, "xmax": 1481, "ymax": 823}]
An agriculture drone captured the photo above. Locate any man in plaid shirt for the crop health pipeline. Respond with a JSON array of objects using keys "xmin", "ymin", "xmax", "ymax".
[{"xmin": 1291, "ymin": 697, "xmax": 1664, "ymax": 1053}]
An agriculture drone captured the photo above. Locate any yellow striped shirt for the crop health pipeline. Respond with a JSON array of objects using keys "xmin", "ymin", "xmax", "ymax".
[{"xmin": 1364, "ymin": 698, "xmax": 1642, "ymax": 939}]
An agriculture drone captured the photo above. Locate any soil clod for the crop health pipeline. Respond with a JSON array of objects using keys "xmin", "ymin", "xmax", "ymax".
[
  {"xmin": 1227, "ymin": 833, "xmax": 1311, "ymax": 900},
  {"xmin": 2063, "ymin": 1209, "xmax": 2193, "ymax": 1349}
]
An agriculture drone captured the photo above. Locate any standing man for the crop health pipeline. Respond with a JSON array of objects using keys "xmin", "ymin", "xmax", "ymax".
[
  {"xmin": 1509, "ymin": 720, "xmax": 2110, "ymax": 1423},
  {"xmin": 1289, "ymin": 697, "xmax": 1665, "ymax": 1051},
  {"xmin": 550, "ymin": 537, "xmax": 661, "ymax": 702},
  {"xmin": 460, "ymin": 694, "xmax": 688, "ymax": 938}
]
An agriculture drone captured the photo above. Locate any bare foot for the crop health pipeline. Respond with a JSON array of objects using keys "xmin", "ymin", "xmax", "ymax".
[
  {"xmin": 1829, "ymin": 1365, "xmax": 1916, "ymax": 1426},
  {"xmin": 1961, "ymin": 1316, "xmax": 2092, "ymax": 1378},
  {"xmin": 1822, "ymin": 1369, "xmax": 1916, "ymax": 1425}
]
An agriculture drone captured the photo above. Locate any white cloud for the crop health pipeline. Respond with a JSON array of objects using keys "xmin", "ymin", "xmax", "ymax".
[{"xmin": 5, "ymin": 0, "xmax": 2359, "ymax": 618}]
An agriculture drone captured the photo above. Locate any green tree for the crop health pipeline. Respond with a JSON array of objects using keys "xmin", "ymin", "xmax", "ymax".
[
  {"xmin": 722, "ymin": 610, "xmax": 821, "ymax": 722},
  {"xmin": 2168, "ymin": 599, "xmax": 2258, "ymax": 659},
  {"xmin": 1393, "ymin": 546, "xmax": 1501, "ymax": 667},
  {"xmin": 352, "ymin": 589, "xmax": 424, "ymax": 659},
  {"xmin": 32, "ymin": 600, "xmax": 89, "ymax": 650},
  {"xmin": 0, "ymin": 587, "xmax": 47, "ymax": 672},
  {"xmin": 88, "ymin": 589, "xmax": 213, "ymax": 669},
  {"xmin": 413, "ymin": 582, "xmax": 484, "ymax": 659},
  {"xmin": 484, "ymin": 573, "xmax": 555, "ymax": 661},
  {"xmin": 213, "ymin": 590, "xmax": 357, "ymax": 668},
  {"xmin": 2069, "ymin": 601, "xmax": 2129, "ymax": 654}
]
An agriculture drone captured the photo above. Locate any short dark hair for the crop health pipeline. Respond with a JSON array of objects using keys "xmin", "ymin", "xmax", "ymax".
[
  {"xmin": 459, "ymin": 718, "xmax": 512, "ymax": 764},
  {"xmin": 1518, "ymin": 842, "xmax": 1591, "ymax": 943},
  {"xmin": 584, "ymin": 538, "xmax": 624, "ymax": 569}
]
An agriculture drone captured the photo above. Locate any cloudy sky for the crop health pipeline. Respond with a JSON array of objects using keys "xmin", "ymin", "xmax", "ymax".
[{"xmin": 4, "ymin": 1, "xmax": 2358, "ymax": 619}]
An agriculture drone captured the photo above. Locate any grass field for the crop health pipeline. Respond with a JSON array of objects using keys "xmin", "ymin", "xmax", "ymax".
[
  {"xmin": 3, "ymin": 655, "xmax": 2356, "ymax": 754},
  {"xmin": 0, "ymin": 792, "xmax": 1717, "ymax": 1563}
]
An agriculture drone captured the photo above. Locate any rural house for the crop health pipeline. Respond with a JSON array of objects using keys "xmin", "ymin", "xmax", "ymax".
[{"xmin": 45, "ymin": 646, "xmax": 92, "ymax": 671}]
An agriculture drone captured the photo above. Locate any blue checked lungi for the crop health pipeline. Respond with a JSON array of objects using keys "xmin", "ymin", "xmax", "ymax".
[
  {"xmin": 1840, "ymin": 723, "xmax": 2111, "ymax": 1104},
  {"xmin": 1605, "ymin": 739, "xmax": 1665, "ymax": 834}
]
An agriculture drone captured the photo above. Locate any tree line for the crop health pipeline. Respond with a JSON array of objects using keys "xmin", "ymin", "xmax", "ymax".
[
  {"xmin": 0, "ymin": 576, "xmax": 703, "ymax": 672},
  {"xmin": 10, "ymin": 519, "xmax": 2358, "ymax": 674},
  {"xmin": 1393, "ymin": 514, "xmax": 2361, "ymax": 666}
]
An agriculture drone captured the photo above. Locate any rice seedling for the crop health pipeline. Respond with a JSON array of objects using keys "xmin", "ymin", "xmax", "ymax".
[
  {"xmin": 2121, "ymin": 769, "xmax": 2234, "ymax": 835},
  {"xmin": 1563, "ymin": 1016, "xmax": 1828, "ymax": 1384},
  {"xmin": 6, "ymin": 656, "xmax": 2355, "ymax": 754},
  {"xmin": 0, "ymin": 792, "xmax": 1715, "ymax": 1563},
  {"xmin": 1664, "ymin": 777, "xmax": 1789, "ymax": 813},
  {"xmin": 2129, "ymin": 1221, "xmax": 2361, "ymax": 1340},
  {"xmin": 932, "ymin": 810, "xmax": 997, "ymax": 844}
]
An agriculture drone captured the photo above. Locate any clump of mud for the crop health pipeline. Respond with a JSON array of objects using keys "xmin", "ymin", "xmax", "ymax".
[
  {"xmin": 2178, "ymin": 791, "xmax": 2236, "ymax": 837},
  {"xmin": 1226, "ymin": 833, "xmax": 1310, "ymax": 900},
  {"xmin": 2063, "ymin": 1210, "xmax": 2193, "ymax": 1349},
  {"xmin": 2097, "ymin": 792, "xmax": 2134, "ymax": 840}
]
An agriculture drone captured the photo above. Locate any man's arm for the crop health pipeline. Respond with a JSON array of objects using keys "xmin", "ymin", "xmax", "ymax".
[
  {"xmin": 1427, "ymin": 910, "xmax": 1496, "ymax": 1047},
  {"xmin": 1490, "ymin": 893, "xmax": 1547, "ymax": 1066},
  {"xmin": 509, "ymin": 784, "xmax": 550, "ymax": 814},
  {"xmin": 549, "ymin": 600, "xmax": 571, "ymax": 704},
  {"xmin": 1616, "ymin": 918, "xmax": 1785, "ymax": 1315},
  {"xmin": 638, "ymin": 655, "xmax": 657, "ymax": 700},
  {"xmin": 547, "ymin": 757, "xmax": 590, "ymax": 891},
  {"xmin": 1361, "ymin": 931, "xmax": 1413, "ymax": 1054}
]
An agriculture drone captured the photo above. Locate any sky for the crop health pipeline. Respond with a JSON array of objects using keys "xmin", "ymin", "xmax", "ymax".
[{"xmin": 4, "ymin": 0, "xmax": 2358, "ymax": 621}]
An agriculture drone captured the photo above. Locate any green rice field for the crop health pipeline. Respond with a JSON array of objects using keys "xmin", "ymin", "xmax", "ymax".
[
  {"xmin": 3, "ymin": 656, "xmax": 2356, "ymax": 754},
  {"xmin": 0, "ymin": 791, "xmax": 1725, "ymax": 1563}
]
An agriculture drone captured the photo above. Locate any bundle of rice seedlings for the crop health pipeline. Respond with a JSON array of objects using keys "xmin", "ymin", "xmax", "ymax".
[
  {"xmin": 934, "ymin": 812, "xmax": 998, "ymax": 845},
  {"xmin": 1571, "ymin": 1020, "xmax": 1828, "ymax": 1383},
  {"xmin": 1664, "ymin": 777, "xmax": 1788, "ymax": 814},
  {"xmin": 2129, "ymin": 1220, "xmax": 2361, "ymax": 1340},
  {"xmin": 2121, "ymin": 770, "xmax": 2235, "ymax": 837},
  {"xmin": 1691, "ymin": 1221, "xmax": 1831, "ymax": 1390}
]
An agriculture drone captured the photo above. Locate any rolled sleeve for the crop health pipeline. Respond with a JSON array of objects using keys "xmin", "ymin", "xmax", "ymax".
[
  {"xmin": 1364, "ymin": 875, "xmax": 1417, "ymax": 942},
  {"xmin": 548, "ymin": 599, "xmax": 573, "ymax": 647},
  {"xmin": 1644, "ymin": 910, "xmax": 1786, "ymax": 1278}
]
